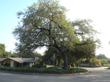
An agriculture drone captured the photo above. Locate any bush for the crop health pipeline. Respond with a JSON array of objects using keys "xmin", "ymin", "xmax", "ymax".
[
  {"xmin": 0, "ymin": 66, "xmax": 87, "ymax": 74},
  {"xmin": 32, "ymin": 63, "xmax": 46, "ymax": 68}
]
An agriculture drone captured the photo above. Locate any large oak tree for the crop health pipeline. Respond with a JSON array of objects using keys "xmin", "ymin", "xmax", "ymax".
[
  {"xmin": 14, "ymin": 0, "xmax": 78, "ymax": 69},
  {"xmin": 14, "ymin": 0, "xmax": 98, "ymax": 69}
]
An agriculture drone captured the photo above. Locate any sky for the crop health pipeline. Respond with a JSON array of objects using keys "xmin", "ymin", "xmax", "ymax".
[{"xmin": 0, "ymin": 0, "xmax": 110, "ymax": 57}]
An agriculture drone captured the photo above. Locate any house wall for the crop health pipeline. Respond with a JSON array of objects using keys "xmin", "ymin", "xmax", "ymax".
[
  {"xmin": 1, "ymin": 58, "xmax": 36, "ymax": 67},
  {"xmin": 1, "ymin": 59, "xmax": 21, "ymax": 67},
  {"xmin": 2, "ymin": 59, "xmax": 11, "ymax": 67},
  {"xmin": 10, "ymin": 60, "xmax": 14, "ymax": 67},
  {"xmin": 29, "ymin": 63, "xmax": 34, "ymax": 67}
]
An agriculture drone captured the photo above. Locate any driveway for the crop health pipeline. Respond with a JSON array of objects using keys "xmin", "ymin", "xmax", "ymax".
[
  {"xmin": 0, "ymin": 67, "xmax": 109, "ymax": 82},
  {"xmin": 81, "ymin": 67, "xmax": 108, "ymax": 72}
]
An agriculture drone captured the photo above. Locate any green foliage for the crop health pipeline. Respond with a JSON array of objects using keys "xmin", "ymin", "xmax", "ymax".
[
  {"xmin": 0, "ymin": 44, "xmax": 6, "ymax": 57},
  {"xmin": 5, "ymin": 52, "xmax": 17, "ymax": 57},
  {"xmin": 13, "ymin": 0, "xmax": 98, "ymax": 69},
  {"xmin": 0, "ymin": 66, "xmax": 87, "ymax": 74},
  {"xmin": 0, "ymin": 43, "xmax": 17, "ymax": 57},
  {"xmin": 96, "ymin": 54, "xmax": 110, "ymax": 66},
  {"xmin": 100, "ymin": 59, "xmax": 109, "ymax": 65},
  {"xmin": 97, "ymin": 54, "xmax": 107, "ymax": 59},
  {"xmin": 33, "ymin": 52, "xmax": 42, "ymax": 58},
  {"xmin": 32, "ymin": 62, "xmax": 46, "ymax": 68},
  {"xmin": 89, "ymin": 58, "xmax": 101, "ymax": 66},
  {"xmin": 72, "ymin": 20, "xmax": 97, "ymax": 39},
  {"xmin": 74, "ymin": 39, "xmax": 96, "ymax": 59},
  {"xmin": 14, "ymin": 0, "xmax": 77, "ymax": 68}
]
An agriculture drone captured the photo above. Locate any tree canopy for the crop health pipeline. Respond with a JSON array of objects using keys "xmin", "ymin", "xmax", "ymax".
[
  {"xmin": 14, "ymin": 0, "xmax": 98, "ymax": 69},
  {"xmin": 0, "ymin": 44, "xmax": 6, "ymax": 57},
  {"xmin": 0, "ymin": 43, "xmax": 17, "ymax": 57}
]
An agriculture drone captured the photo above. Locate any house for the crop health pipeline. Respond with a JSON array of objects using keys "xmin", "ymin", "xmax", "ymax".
[
  {"xmin": 0, "ymin": 57, "xmax": 38, "ymax": 67},
  {"xmin": 0, "ymin": 58, "xmax": 6, "ymax": 64}
]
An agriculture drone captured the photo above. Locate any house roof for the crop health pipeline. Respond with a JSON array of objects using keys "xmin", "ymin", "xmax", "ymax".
[
  {"xmin": 0, "ymin": 57, "xmax": 38, "ymax": 63},
  {"xmin": 22, "ymin": 58, "xmax": 35, "ymax": 63},
  {"xmin": 0, "ymin": 58, "xmax": 6, "ymax": 62}
]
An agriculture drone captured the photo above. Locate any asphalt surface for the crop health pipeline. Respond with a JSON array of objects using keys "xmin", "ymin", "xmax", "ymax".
[{"xmin": 0, "ymin": 67, "xmax": 109, "ymax": 82}]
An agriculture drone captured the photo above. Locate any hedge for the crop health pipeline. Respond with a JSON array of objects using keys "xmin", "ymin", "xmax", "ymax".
[{"xmin": 0, "ymin": 66, "xmax": 87, "ymax": 74}]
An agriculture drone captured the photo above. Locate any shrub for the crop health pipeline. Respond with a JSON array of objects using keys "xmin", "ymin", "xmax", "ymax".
[
  {"xmin": 32, "ymin": 63, "xmax": 46, "ymax": 68},
  {"xmin": 0, "ymin": 66, "xmax": 87, "ymax": 74}
]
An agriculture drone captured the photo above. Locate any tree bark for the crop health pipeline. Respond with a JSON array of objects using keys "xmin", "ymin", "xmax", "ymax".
[{"xmin": 63, "ymin": 53, "xmax": 69, "ymax": 70}]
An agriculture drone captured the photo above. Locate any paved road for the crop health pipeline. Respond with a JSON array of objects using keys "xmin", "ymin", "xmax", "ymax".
[{"xmin": 0, "ymin": 67, "xmax": 109, "ymax": 82}]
